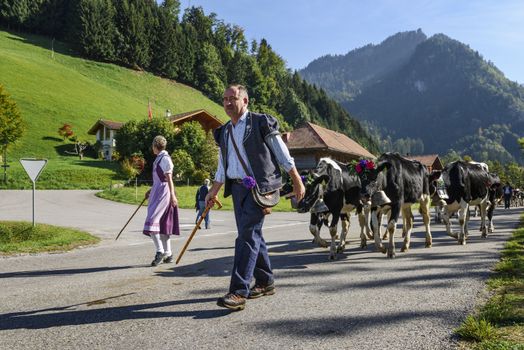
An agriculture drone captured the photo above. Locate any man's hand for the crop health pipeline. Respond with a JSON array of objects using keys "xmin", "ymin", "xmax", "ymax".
[
  {"xmin": 292, "ymin": 178, "xmax": 305, "ymax": 202},
  {"xmin": 288, "ymin": 167, "xmax": 305, "ymax": 202},
  {"xmin": 205, "ymin": 182, "xmax": 223, "ymax": 208},
  {"xmin": 145, "ymin": 189, "xmax": 151, "ymax": 199}
]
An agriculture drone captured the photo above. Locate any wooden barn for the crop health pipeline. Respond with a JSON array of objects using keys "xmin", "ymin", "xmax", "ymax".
[
  {"xmin": 282, "ymin": 122, "xmax": 375, "ymax": 170},
  {"xmin": 406, "ymin": 154, "xmax": 443, "ymax": 172}
]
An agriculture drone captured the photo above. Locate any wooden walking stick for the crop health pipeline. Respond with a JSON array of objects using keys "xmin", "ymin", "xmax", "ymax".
[
  {"xmin": 176, "ymin": 198, "xmax": 222, "ymax": 264},
  {"xmin": 115, "ymin": 198, "xmax": 147, "ymax": 241}
]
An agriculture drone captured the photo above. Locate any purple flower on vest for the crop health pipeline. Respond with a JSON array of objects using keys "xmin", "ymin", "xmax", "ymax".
[{"xmin": 242, "ymin": 176, "xmax": 256, "ymax": 189}]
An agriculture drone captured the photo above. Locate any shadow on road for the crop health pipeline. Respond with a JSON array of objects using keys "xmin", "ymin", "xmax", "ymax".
[
  {"xmin": 0, "ymin": 265, "xmax": 146, "ymax": 279},
  {"xmin": 0, "ymin": 297, "xmax": 229, "ymax": 330}
]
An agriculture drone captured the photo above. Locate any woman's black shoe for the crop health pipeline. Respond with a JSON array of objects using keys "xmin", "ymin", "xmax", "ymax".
[
  {"xmin": 151, "ymin": 252, "xmax": 163, "ymax": 266},
  {"xmin": 163, "ymin": 254, "xmax": 173, "ymax": 263}
]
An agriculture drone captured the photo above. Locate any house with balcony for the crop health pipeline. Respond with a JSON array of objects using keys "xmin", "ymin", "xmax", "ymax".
[
  {"xmin": 87, "ymin": 119, "xmax": 124, "ymax": 160},
  {"xmin": 87, "ymin": 109, "xmax": 223, "ymax": 160}
]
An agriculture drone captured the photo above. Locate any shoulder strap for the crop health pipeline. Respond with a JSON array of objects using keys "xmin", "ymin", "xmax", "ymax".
[{"xmin": 228, "ymin": 124, "xmax": 251, "ymax": 177}]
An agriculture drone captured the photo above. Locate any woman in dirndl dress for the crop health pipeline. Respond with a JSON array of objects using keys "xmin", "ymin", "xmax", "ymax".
[{"xmin": 143, "ymin": 135, "xmax": 180, "ymax": 266}]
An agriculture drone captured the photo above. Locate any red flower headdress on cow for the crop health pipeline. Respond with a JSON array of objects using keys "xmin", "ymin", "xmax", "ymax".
[{"xmin": 349, "ymin": 159, "xmax": 376, "ymax": 176}]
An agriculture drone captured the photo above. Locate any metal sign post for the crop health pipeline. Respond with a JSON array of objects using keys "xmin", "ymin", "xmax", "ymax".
[
  {"xmin": 2, "ymin": 143, "xmax": 9, "ymax": 183},
  {"xmin": 20, "ymin": 158, "xmax": 48, "ymax": 227}
]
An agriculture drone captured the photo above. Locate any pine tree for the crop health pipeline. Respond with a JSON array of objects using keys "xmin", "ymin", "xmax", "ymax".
[{"xmin": 77, "ymin": 0, "xmax": 116, "ymax": 61}]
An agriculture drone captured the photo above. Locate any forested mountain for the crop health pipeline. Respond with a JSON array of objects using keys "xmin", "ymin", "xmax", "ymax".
[
  {"xmin": 300, "ymin": 30, "xmax": 524, "ymax": 164},
  {"xmin": 300, "ymin": 29, "xmax": 427, "ymax": 101},
  {"xmin": 0, "ymin": 0, "xmax": 379, "ymax": 154}
]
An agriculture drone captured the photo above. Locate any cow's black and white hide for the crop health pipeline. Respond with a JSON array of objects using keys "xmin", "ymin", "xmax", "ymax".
[
  {"xmin": 297, "ymin": 158, "xmax": 372, "ymax": 260},
  {"xmin": 485, "ymin": 173, "xmax": 502, "ymax": 234},
  {"xmin": 440, "ymin": 161, "xmax": 501, "ymax": 245},
  {"xmin": 358, "ymin": 153, "xmax": 435, "ymax": 258},
  {"xmin": 428, "ymin": 171, "xmax": 445, "ymax": 224}
]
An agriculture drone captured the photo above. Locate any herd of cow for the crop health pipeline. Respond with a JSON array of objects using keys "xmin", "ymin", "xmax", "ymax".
[{"xmin": 283, "ymin": 153, "xmax": 507, "ymax": 260}]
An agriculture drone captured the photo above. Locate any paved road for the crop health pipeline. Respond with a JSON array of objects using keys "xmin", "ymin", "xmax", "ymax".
[{"xmin": 0, "ymin": 190, "xmax": 522, "ymax": 350}]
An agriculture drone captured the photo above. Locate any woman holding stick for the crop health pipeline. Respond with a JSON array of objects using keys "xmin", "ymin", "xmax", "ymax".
[{"xmin": 143, "ymin": 135, "xmax": 180, "ymax": 266}]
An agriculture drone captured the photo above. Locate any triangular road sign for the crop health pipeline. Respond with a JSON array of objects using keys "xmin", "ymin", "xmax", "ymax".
[{"xmin": 20, "ymin": 158, "xmax": 47, "ymax": 182}]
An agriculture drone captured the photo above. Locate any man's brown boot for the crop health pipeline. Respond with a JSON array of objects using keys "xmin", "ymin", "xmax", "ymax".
[
  {"xmin": 248, "ymin": 282, "xmax": 275, "ymax": 299},
  {"xmin": 217, "ymin": 293, "xmax": 246, "ymax": 311}
]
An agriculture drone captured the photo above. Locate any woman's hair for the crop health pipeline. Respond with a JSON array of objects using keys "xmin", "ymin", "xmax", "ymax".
[
  {"xmin": 152, "ymin": 135, "xmax": 167, "ymax": 151},
  {"xmin": 204, "ymin": 178, "xmax": 211, "ymax": 186}
]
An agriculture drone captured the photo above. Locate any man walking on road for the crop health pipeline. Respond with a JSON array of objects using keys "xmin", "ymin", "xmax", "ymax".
[
  {"xmin": 503, "ymin": 182, "xmax": 513, "ymax": 209},
  {"xmin": 205, "ymin": 84, "xmax": 305, "ymax": 311}
]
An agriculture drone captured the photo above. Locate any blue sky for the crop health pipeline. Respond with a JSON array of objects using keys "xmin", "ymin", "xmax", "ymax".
[{"xmin": 174, "ymin": 0, "xmax": 524, "ymax": 83}]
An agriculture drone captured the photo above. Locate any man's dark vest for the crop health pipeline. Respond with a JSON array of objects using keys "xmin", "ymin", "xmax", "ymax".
[{"xmin": 214, "ymin": 112, "xmax": 283, "ymax": 197}]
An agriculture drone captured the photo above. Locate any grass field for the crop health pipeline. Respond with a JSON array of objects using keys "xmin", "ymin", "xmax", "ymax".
[
  {"xmin": 0, "ymin": 30, "xmax": 227, "ymax": 189},
  {"xmin": 456, "ymin": 214, "xmax": 524, "ymax": 349},
  {"xmin": 0, "ymin": 221, "xmax": 100, "ymax": 254},
  {"xmin": 96, "ymin": 185, "xmax": 297, "ymax": 212}
]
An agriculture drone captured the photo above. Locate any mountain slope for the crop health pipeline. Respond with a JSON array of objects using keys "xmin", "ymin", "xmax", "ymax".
[
  {"xmin": 300, "ymin": 31, "xmax": 524, "ymax": 163},
  {"xmin": 299, "ymin": 29, "xmax": 427, "ymax": 101},
  {"xmin": 347, "ymin": 34, "xmax": 524, "ymax": 159}
]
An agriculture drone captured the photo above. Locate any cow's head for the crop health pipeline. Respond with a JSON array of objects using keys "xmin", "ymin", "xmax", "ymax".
[
  {"xmin": 352, "ymin": 159, "xmax": 382, "ymax": 198},
  {"xmin": 312, "ymin": 158, "xmax": 343, "ymax": 192},
  {"xmin": 428, "ymin": 170, "xmax": 443, "ymax": 197},
  {"xmin": 297, "ymin": 180, "xmax": 324, "ymax": 213}
]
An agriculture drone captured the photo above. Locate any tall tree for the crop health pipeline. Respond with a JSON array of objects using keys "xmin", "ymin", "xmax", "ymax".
[
  {"xmin": 197, "ymin": 42, "xmax": 226, "ymax": 101},
  {"xmin": 77, "ymin": 0, "xmax": 116, "ymax": 61},
  {"xmin": 150, "ymin": 4, "xmax": 178, "ymax": 78},
  {"xmin": 0, "ymin": 85, "xmax": 26, "ymax": 151},
  {"xmin": 113, "ymin": 0, "xmax": 153, "ymax": 69}
]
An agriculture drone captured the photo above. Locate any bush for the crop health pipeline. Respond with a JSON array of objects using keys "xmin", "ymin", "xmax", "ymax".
[
  {"xmin": 456, "ymin": 316, "xmax": 499, "ymax": 342},
  {"xmin": 192, "ymin": 168, "xmax": 210, "ymax": 185}
]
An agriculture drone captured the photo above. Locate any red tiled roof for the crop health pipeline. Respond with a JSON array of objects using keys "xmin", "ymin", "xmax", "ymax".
[{"xmin": 285, "ymin": 122, "xmax": 375, "ymax": 158}]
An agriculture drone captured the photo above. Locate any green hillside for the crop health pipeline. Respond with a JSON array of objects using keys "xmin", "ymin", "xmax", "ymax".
[{"xmin": 0, "ymin": 30, "xmax": 227, "ymax": 188}]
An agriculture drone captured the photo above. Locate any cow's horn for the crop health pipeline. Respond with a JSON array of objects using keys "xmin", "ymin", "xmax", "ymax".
[
  {"xmin": 371, "ymin": 191, "xmax": 391, "ymax": 207},
  {"xmin": 311, "ymin": 198, "xmax": 329, "ymax": 214}
]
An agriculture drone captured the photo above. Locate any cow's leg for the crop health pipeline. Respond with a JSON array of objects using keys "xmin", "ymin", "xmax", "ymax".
[
  {"xmin": 329, "ymin": 215, "xmax": 341, "ymax": 260},
  {"xmin": 337, "ymin": 213, "xmax": 350, "ymax": 253},
  {"xmin": 480, "ymin": 201, "xmax": 488, "ymax": 238},
  {"xmin": 400, "ymin": 204, "xmax": 414, "ymax": 252},
  {"xmin": 380, "ymin": 207, "xmax": 390, "ymax": 240},
  {"xmin": 364, "ymin": 204, "xmax": 373, "ymax": 239},
  {"xmin": 457, "ymin": 201, "xmax": 469, "ymax": 245},
  {"xmin": 309, "ymin": 214, "xmax": 328, "ymax": 248},
  {"xmin": 371, "ymin": 207, "xmax": 386, "ymax": 254},
  {"xmin": 358, "ymin": 210, "xmax": 368, "ymax": 249},
  {"xmin": 487, "ymin": 200, "xmax": 495, "ymax": 233},
  {"xmin": 443, "ymin": 203, "xmax": 458, "ymax": 239},
  {"xmin": 419, "ymin": 194, "xmax": 432, "ymax": 248},
  {"xmin": 386, "ymin": 204, "xmax": 401, "ymax": 258}
]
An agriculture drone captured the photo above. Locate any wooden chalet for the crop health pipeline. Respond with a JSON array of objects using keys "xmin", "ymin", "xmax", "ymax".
[
  {"xmin": 168, "ymin": 109, "xmax": 223, "ymax": 132},
  {"xmin": 87, "ymin": 109, "xmax": 223, "ymax": 160},
  {"xmin": 406, "ymin": 154, "xmax": 443, "ymax": 172},
  {"xmin": 282, "ymin": 122, "xmax": 375, "ymax": 170}
]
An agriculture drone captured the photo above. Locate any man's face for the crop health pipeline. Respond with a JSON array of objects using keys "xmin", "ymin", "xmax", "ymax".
[{"xmin": 223, "ymin": 87, "xmax": 247, "ymax": 119}]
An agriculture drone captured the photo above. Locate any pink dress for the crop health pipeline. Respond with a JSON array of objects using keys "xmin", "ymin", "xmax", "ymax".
[{"xmin": 143, "ymin": 151, "xmax": 180, "ymax": 236}]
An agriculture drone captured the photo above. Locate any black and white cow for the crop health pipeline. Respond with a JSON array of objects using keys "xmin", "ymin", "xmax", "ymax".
[
  {"xmin": 297, "ymin": 158, "xmax": 372, "ymax": 259},
  {"xmin": 358, "ymin": 153, "xmax": 436, "ymax": 258},
  {"xmin": 440, "ymin": 161, "xmax": 501, "ymax": 244}
]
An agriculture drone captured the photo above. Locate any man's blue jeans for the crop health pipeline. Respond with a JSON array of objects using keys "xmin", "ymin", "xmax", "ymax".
[
  {"xmin": 229, "ymin": 182, "xmax": 273, "ymax": 297},
  {"xmin": 197, "ymin": 201, "xmax": 210, "ymax": 228}
]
